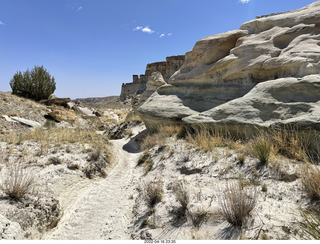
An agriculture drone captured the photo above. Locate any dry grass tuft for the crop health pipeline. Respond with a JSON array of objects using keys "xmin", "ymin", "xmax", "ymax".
[
  {"xmin": 144, "ymin": 159, "xmax": 154, "ymax": 174},
  {"xmin": 300, "ymin": 164, "xmax": 320, "ymax": 200},
  {"xmin": 2, "ymin": 127, "xmax": 109, "ymax": 147},
  {"xmin": 250, "ymin": 136, "xmax": 271, "ymax": 165},
  {"xmin": 237, "ymin": 153, "xmax": 246, "ymax": 165},
  {"xmin": 137, "ymin": 151, "xmax": 151, "ymax": 166},
  {"xmin": 271, "ymin": 127, "xmax": 320, "ymax": 163},
  {"xmin": 67, "ymin": 163, "xmax": 80, "ymax": 170},
  {"xmin": 299, "ymin": 208, "xmax": 320, "ymax": 240},
  {"xmin": 0, "ymin": 164, "xmax": 34, "ymax": 200},
  {"xmin": 218, "ymin": 181, "xmax": 257, "ymax": 227},
  {"xmin": 188, "ymin": 208, "xmax": 208, "ymax": 229},
  {"xmin": 139, "ymin": 125, "xmax": 186, "ymax": 150},
  {"xmin": 172, "ymin": 180, "xmax": 190, "ymax": 213},
  {"xmin": 142, "ymin": 178, "xmax": 163, "ymax": 209}
]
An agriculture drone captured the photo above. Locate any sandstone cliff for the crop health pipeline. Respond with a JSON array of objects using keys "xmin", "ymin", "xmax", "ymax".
[
  {"xmin": 138, "ymin": 1, "xmax": 320, "ymax": 130},
  {"xmin": 120, "ymin": 55, "xmax": 184, "ymax": 101}
]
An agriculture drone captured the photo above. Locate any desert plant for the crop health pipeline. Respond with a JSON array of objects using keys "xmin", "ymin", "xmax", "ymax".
[
  {"xmin": 142, "ymin": 178, "xmax": 163, "ymax": 209},
  {"xmin": 137, "ymin": 151, "xmax": 151, "ymax": 166},
  {"xmin": 189, "ymin": 208, "xmax": 208, "ymax": 229},
  {"xmin": 88, "ymin": 149, "xmax": 101, "ymax": 162},
  {"xmin": 218, "ymin": 181, "xmax": 257, "ymax": 227},
  {"xmin": 300, "ymin": 164, "xmax": 320, "ymax": 200},
  {"xmin": 237, "ymin": 153, "xmax": 246, "ymax": 165},
  {"xmin": 67, "ymin": 163, "xmax": 80, "ymax": 170},
  {"xmin": 300, "ymin": 208, "xmax": 320, "ymax": 240},
  {"xmin": 84, "ymin": 160, "xmax": 107, "ymax": 179},
  {"xmin": 172, "ymin": 180, "xmax": 190, "ymax": 213},
  {"xmin": 250, "ymin": 136, "xmax": 271, "ymax": 165},
  {"xmin": 0, "ymin": 164, "xmax": 34, "ymax": 200},
  {"xmin": 261, "ymin": 184, "xmax": 267, "ymax": 192},
  {"xmin": 144, "ymin": 159, "xmax": 154, "ymax": 173},
  {"xmin": 10, "ymin": 65, "xmax": 56, "ymax": 101}
]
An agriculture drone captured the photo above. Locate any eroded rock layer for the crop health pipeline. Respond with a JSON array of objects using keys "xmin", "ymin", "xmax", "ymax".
[
  {"xmin": 138, "ymin": 1, "xmax": 320, "ymax": 130},
  {"xmin": 120, "ymin": 55, "xmax": 184, "ymax": 101}
]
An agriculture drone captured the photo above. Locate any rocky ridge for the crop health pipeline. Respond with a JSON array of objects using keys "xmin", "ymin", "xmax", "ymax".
[
  {"xmin": 138, "ymin": 1, "xmax": 320, "ymax": 131},
  {"xmin": 120, "ymin": 55, "xmax": 184, "ymax": 102}
]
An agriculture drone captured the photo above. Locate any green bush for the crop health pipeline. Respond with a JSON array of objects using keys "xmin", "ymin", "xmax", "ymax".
[
  {"xmin": 10, "ymin": 65, "xmax": 56, "ymax": 101},
  {"xmin": 251, "ymin": 136, "xmax": 271, "ymax": 165}
]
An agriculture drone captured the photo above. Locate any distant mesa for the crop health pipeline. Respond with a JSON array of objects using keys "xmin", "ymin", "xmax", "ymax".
[
  {"xmin": 120, "ymin": 55, "xmax": 184, "ymax": 102},
  {"xmin": 132, "ymin": 1, "xmax": 320, "ymax": 131}
]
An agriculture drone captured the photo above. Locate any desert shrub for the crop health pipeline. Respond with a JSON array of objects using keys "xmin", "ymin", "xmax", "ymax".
[
  {"xmin": 237, "ymin": 153, "xmax": 246, "ymax": 165},
  {"xmin": 48, "ymin": 157, "xmax": 61, "ymax": 165},
  {"xmin": 0, "ymin": 164, "xmax": 34, "ymax": 200},
  {"xmin": 218, "ymin": 181, "xmax": 257, "ymax": 227},
  {"xmin": 142, "ymin": 178, "xmax": 163, "ymax": 209},
  {"xmin": 10, "ymin": 65, "xmax": 56, "ymax": 101},
  {"xmin": 300, "ymin": 208, "xmax": 320, "ymax": 240},
  {"xmin": 261, "ymin": 184, "xmax": 267, "ymax": 192},
  {"xmin": 137, "ymin": 151, "xmax": 151, "ymax": 166},
  {"xmin": 172, "ymin": 180, "xmax": 190, "ymax": 213},
  {"xmin": 67, "ymin": 163, "xmax": 80, "ymax": 170},
  {"xmin": 144, "ymin": 159, "xmax": 154, "ymax": 174},
  {"xmin": 189, "ymin": 208, "xmax": 208, "ymax": 229},
  {"xmin": 88, "ymin": 149, "xmax": 101, "ymax": 162},
  {"xmin": 84, "ymin": 160, "xmax": 107, "ymax": 179},
  {"xmin": 250, "ymin": 136, "xmax": 271, "ymax": 165},
  {"xmin": 300, "ymin": 164, "xmax": 320, "ymax": 200},
  {"xmin": 271, "ymin": 127, "xmax": 320, "ymax": 164}
]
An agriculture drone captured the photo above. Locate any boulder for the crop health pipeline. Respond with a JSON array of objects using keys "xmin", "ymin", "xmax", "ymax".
[
  {"xmin": 11, "ymin": 117, "xmax": 42, "ymax": 128},
  {"xmin": 47, "ymin": 109, "xmax": 77, "ymax": 122},
  {"xmin": 138, "ymin": 1, "xmax": 320, "ymax": 131},
  {"xmin": 72, "ymin": 105, "xmax": 95, "ymax": 116},
  {"xmin": 94, "ymin": 110, "xmax": 103, "ymax": 117},
  {"xmin": 140, "ymin": 72, "xmax": 167, "ymax": 103}
]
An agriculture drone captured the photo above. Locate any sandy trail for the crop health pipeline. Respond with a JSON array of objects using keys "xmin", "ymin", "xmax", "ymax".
[{"xmin": 43, "ymin": 125, "xmax": 144, "ymax": 240}]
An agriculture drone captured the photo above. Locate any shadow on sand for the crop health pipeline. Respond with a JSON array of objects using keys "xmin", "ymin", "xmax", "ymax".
[{"xmin": 122, "ymin": 129, "xmax": 147, "ymax": 153}]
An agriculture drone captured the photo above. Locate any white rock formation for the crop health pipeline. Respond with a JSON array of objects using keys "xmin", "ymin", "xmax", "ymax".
[
  {"xmin": 140, "ymin": 72, "xmax": 167, "ymax": 102},
  {"xmin": 11, "ymin": 116, "xmax": 42, "ymax": 128},
  {"xmin": 138, "ymin": 1, "xmax": 320, "ymax": 130}
]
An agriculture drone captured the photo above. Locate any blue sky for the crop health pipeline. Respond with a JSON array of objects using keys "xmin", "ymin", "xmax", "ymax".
[{"xmin": 0, "ymin": 0, "xmax": 317, "ymax": 99}]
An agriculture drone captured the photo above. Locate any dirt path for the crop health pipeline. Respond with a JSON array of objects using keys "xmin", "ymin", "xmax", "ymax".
[{"xmin": 43, "ymin": 125, "xmax": 144, "ymax": 240}]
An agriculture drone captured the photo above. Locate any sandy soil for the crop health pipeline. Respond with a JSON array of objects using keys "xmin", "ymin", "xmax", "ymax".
[{"xmin": 43, "ymin": 124, "xmax": 145, "ymax": 240}]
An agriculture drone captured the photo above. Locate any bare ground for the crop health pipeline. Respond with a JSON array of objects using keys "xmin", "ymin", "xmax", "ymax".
[{"xmin": 43, "ymin": 124, "xmax": 145, "ymax": 240}]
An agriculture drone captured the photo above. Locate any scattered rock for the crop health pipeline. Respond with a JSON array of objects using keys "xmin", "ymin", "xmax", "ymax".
[
  {"xmin": 104, "ymin": 121, "xmax": 136, "ymax": 140},
  {"xmin": 11, "ymin": 117, "xmax": 42, "ymax": 128},
  {"xmin": 47, "ymin": 109, "xmax": 77, "ymax": 122},
  {"xmin": 94, "ymin": 110, "xmax": 103, "ymax": 117},
  {"xmin": 1, "ymin": 115, "xmax": 15, "ymax": 123}
]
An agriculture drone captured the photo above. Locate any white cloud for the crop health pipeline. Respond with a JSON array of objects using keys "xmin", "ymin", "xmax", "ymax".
[
  {"xmin": 141, "ymin": 26, "xmax": 155, "ymax": 34},
  {"xmin": 133, "ymin": 26, "xmax": 143, "ymax": 31},
  {"xmin": 168, "ymin": 33, "xmax": 172, "ymax": 36},
  {"xmin": 133, "ymin": 26, "xmax": 155, "ymax": 34},
  {"xmin": 160, "ymin": 34, "xmax": 165, "ymax": 38},
  {"xmin": 0, "ymin": 21, "xmax": 4, "ymax": 25},
  {"xmin": 77, "ymin": 6, "xmax": 83, "ymax": 11},
  {"xmin": 240, "ymin": 0, "xmax": 250, "ymax": 3}
]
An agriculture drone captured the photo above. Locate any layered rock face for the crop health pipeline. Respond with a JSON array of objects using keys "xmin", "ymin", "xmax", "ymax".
[
  {"xmin": 138, "ymin": 1, "xmax": 320, "ymax": 130},
  {"xmin": 120, "ymin": 55, "xmax": 184, "ymax": 101}
]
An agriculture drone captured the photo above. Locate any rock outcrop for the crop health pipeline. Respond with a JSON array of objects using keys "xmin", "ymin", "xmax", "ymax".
[
  {"xmin": 140, "ymin": 72, "xmax": 167, "ymax": 103},
  {"xmin": 138, "ymin": 1, "xmax": 320, "ymax": 131},
  {"xmin": 120, "ymin": 55, "xmax": 184, "ymax": 102}
]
